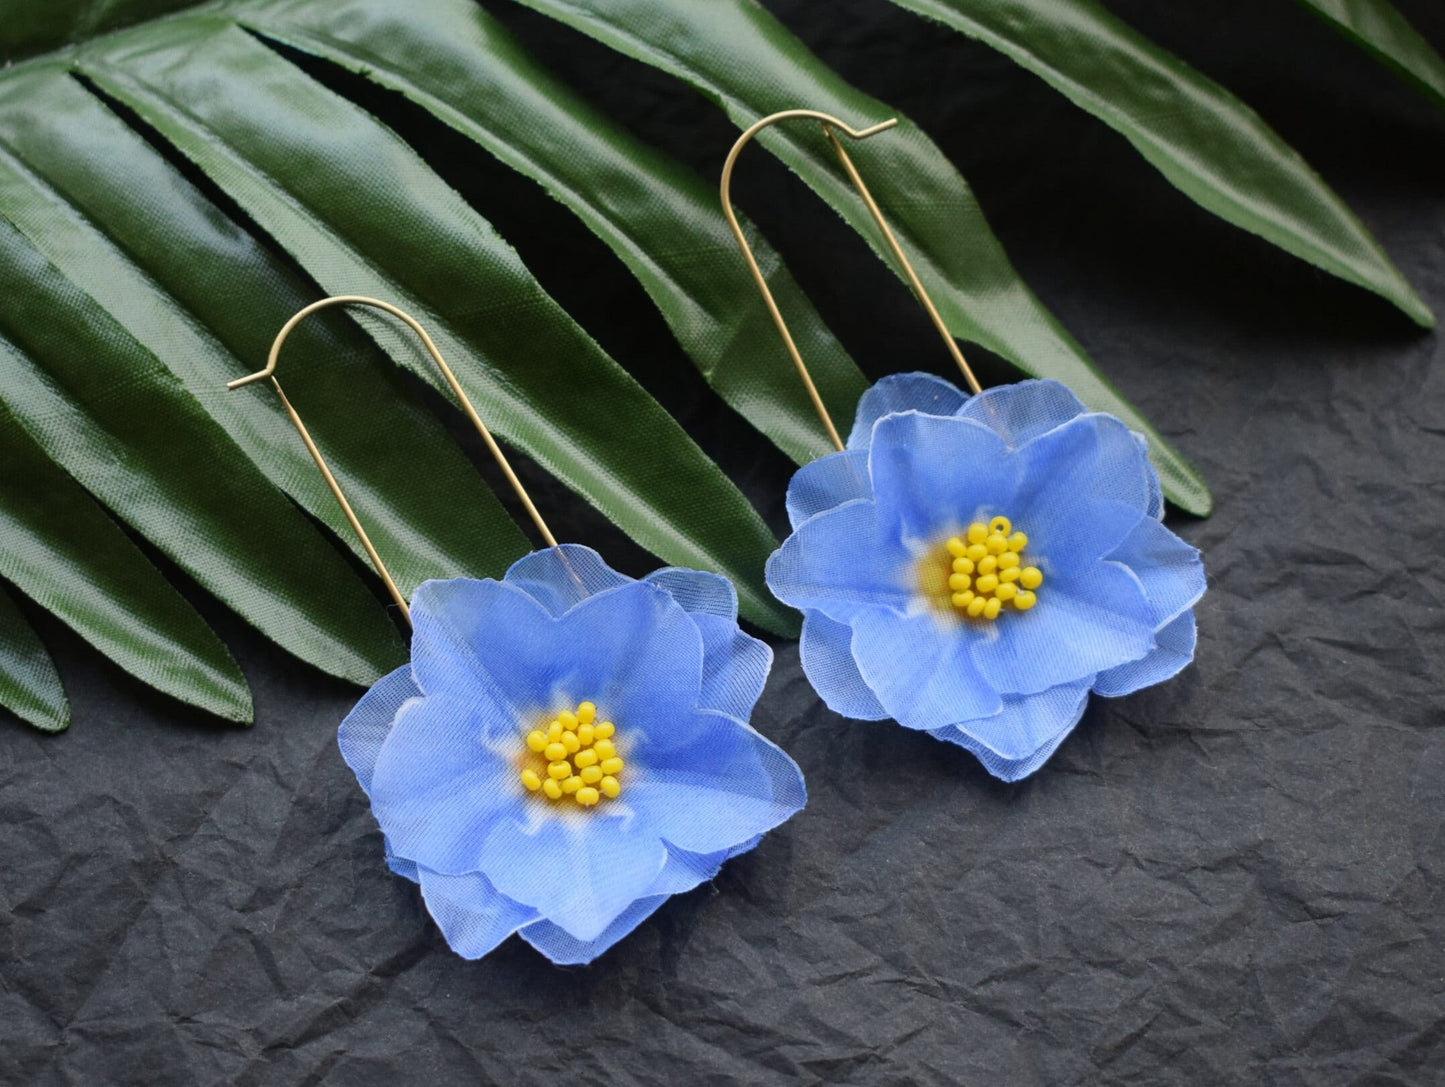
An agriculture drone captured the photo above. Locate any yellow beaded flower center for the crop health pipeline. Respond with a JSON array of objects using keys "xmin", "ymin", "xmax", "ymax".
[
  {"xmin": 937, "ymin": 515, "xmax": 1043, "ymax": 621},
  {"xmin": 518, "ymin": 700, "xmax": 624, "ymax": 809}
]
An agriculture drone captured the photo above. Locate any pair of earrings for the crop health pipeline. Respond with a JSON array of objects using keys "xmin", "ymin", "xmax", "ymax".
[{"xmin": 232, "ymin": 111, "xmax": 1204, "ymax": 965}]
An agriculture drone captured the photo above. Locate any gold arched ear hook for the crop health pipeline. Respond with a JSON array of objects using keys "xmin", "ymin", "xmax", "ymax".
[
  {"xmin": 227, "ymin": 294, "xmax": 558, "ymax": 627},
  {"xmin": 720, "ymin": 109, "xmax": 982, "ymax": 452}
]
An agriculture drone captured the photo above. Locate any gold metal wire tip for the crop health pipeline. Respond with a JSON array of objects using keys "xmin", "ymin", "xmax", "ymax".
[
  {"xmin": 228, "ymin": 295, "xmax": 560, "ymax": 627},
  {"xmin": 720, "ymin": 109, "xmax": 982, "ymax": 452}
]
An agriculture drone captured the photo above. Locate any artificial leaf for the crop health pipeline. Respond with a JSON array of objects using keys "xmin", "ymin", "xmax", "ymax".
[
  {"xmin": 511, "ymin": 0, "xmax": 1214, "ymax": 514},
  {"xmin": 0, "ymin": 581, "xmax": 67, "ymax": 732},
  {"xmin": 79, "ymin": 15, "xmax": 794, "ymax": 633},
  {"xmin": 1293, "ymin": 0, "xmax": 1445, "ymax": 111},
  {"xmin": 0, "ymin": 404, "xmax": 249, "ymax": 722},
  {"xmin": 883, "ymin": 0, "xmax": 1433, "ymax": 327}
]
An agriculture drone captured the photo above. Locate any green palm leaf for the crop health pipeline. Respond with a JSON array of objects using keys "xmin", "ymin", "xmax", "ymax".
[
  {"xmin": 0, "ymin": 582, "xmax": 67, "ymax": 732},
  {"xmin": 1294, "ymin": 0, "xmax": 1445, "ymax": 110},
  {"xmin": 881, "ymin": 0, "xmax": 1432, "ymax": 328}
]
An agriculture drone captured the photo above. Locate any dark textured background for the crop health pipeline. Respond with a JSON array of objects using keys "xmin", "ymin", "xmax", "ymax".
[{"xmin": 3, "ymin": 1, "xmax": 1444, "ymax": 1083}]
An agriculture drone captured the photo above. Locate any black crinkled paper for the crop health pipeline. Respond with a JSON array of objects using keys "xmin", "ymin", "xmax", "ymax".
[{"xmin": 1, "ymin": 0, "xmax": 1443, "ymax": 1083}]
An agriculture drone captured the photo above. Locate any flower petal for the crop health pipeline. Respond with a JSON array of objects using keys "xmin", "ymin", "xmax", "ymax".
[
  {"xmin": 1107, "ymin": 516, "xmax": 1205, "ymax": 628},
  {"xmin": 416, "ymin": 866, "xmax": 537, "ymax": 959},
  {"xmin": 626, "ymin": 709, "xmax": 805, "ymax": 856},
  {"xmin": 410, "ymin": 578, "xmax": 705, "ymax": 738},
  {"xmin": 1135, "ymin": 434, "xmax": 1165, "ymax": 520},
  {"xmin": 502, "ymin": 544, "xmax": 631, "ymax": 617},
  {"xmin": 950, "ymin": 681, "xmax": 1091, "ymax": 764},
  {"xmin": 973, "ymin": 561, "xmax": 1155, "ymax": 696},
  {"xmin": 1013, "ymin": 414, "xmax": 1152, "ymax": 572},
  {"xmin": 955, "ymin": 378, "xmax": 1087, "ymax": 448},
  {"xmin": 848, "ymin": 372, "xmax": 968, "ymax": 449},
  {"xmin": 931, "ymin": 701, "xmax": 1082, "ymax": 783},
  {"xmin": 338, "ymin": 665, "xmax": 420, "ymax": 796},
  {"xmin": 368, "ymin": 691, "xmax": 519, "ymax": 874},
  {"xmin": 479, "ymin": 810, "xmax": 668, "ymax": 942},
  {"xmin": 867, "ymin": 412, "xmax": 1020, "ymax": 543},
  {"xmin": 785, "ymin": 449, "xmax": 871, "ymax": 529},
  {"xmin": 765, "ymin": 499, "xmax": 911, "ymax": 622},
  {"xmin": 850, "ymin": 606, "xmax": 1002, "ymax": 730},
  {"xmin": 1092, "ymin": 610, "xmax": 1197, "ymax": 697},
  {"xmin": 517, "ymin": 894, "xmax": 670, "ymax": 965},
  {"xmin": 798, "ymin": 610, "xmax": 888, "ymax": 720},
  {"xmin": 645, "ymin": 568, "xmax": 772, "ymax": 720}
]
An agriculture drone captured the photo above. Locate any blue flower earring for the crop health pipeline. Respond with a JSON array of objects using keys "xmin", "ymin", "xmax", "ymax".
[
  {"xmin": 721, "ymin": 112, "xmax": 1205, "ymax": 781},
  {"xmin": 230, "ymin": 296, "xmax": 804, "ymax": 963}
]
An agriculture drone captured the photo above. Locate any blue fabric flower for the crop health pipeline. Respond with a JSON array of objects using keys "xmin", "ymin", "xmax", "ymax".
[
  {"xmin": 338, "ymin": 545, "xmax": 805, "ymax": 964},
  {"xmin": 767, "ymin": 375, "xmax": 1204, "ymax": 782}
]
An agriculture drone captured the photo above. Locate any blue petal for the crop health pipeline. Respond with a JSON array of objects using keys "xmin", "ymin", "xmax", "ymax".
[
  {"xmin": 479, "ymin": 808, "xmax": 668, "ymax": 942},
  {"xmin": 367, "ymin": 691, "xmax": 519, "ymax": 874},
  {"xmin": 1092, "ymin": 610, "xmax": 1197, "ymax": 697},
  {"xmin": 850, "ymin": 606, "xmax": 1002, "ymax": 730},
  {"xmin": 973, "ymin": 560, "xmax": 1155, "ymax": 696},
  {"xmin": 1135, "ymin": 434, "xmax": 1165, "ymax": 520},
  {"xmin": 848, "ymin": 372, "xmax": 967, "ymax": 449},
  {"xmin": 954, "ymin": 379, "xmax": 1087, "ymax": 449},
  {"xmin": 645, "ymin": 568, "xmax": 772, "ymax": 720},
  {"xmin": 517, "ymin": 894, "xmax": 670, "ymax": 965},
  {"xmin": 648, "ymin": 844, "xmax": 731, "ymax": 896},
  {"xmin": 766, "ymin": 499, "xmax": 911, "ymax": 623},
  {"xmin": 337, "ymin": 665, "xmax": 420, "ymax": 796},
  {"xmin": 798, "ymin": 610, "xmax": 887, "ymax": 720},
  {"xmin": 1012, "ymin": 414, "xmax": 1151, "ymax": 573},
  {"xmin": 949, "ymin": 681, "xmax": 1091, "ymax": 764},
  {"xmin": 626, "ymin": 709, "xmax": 806, "ymax": 855},
  {"xmin": 410, "ymin": 578, "xmax": 704, "ymax": 741},
  {"xmin": 1107, "ymin": 516, "xmax": 1205, "ymax": 628},
  {"xmin": 384, "ymin": 847, "xmax": 419, "ymax": 884},
  {"xmin": 932, "ymin": 704, "xmax": 1082, "ymax": 783},
  {"xmin": 867, "ymin": 412, "xmax": 1020, "ymax": 543},
  {"xmin": 785, "ymin": 449, "xmax": 871, "ymax": 530},
  {"xmin": 502, "ymin": 544, "xmax": 631, "ymax": 617},
  {"xmin": 415, "ymin": 866, "xmax": 537, "ymax": 959}
]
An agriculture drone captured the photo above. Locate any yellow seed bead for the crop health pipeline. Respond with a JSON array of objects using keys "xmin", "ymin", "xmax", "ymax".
[
  {"xmin": 561, "ymin": 731, "xmax": 580, "ymax": 753},
  {"xmin": 1007, "ymin": 531, "xmax": 1028, "ymax": 552},
  {"xmin": 966, "ymin": 543, "xmax": 988, "ymax": 563},
  {"xmin": 574, "ymin": 748, "xmax": 599, "ymax": 768},
  {"xmin": 594, "ymin": 722, "xmax": 615, "ymax": 740},
  {"xmin": 945, "ymin": 536, "xmax": 968, "ymax": 558},
  {"xmin": 986, "ymin": 533, "xmax": 1008, "ymax": 555},
  {"xmin": 580, "ymin": 765, "xmax": 603, "ymax": 784},
  {"xmin": 543, "ymin": 742, "xmax": 567, "ymax": 762},
  {"xmin": 999, "ymin": 566, "xmax": 1021, "ymax": 583},
  {"xmin": 547, "ymin": 722, "xmax": 563, "ymax": 743},
  {"xmin": 520, "ymin": 768, "xmax": 542, "ymax": 791},
  {"xmin": 548, "ymin": 760, "xmax": 571, "ymax": 780},
  {"xmin": 975, "ymin": 573, "xmax": 998, "ymax": 595},
  {"xmin": 577, "ymin": 724, "xmax": 594, "ymax": 746},
  {"xmin": 948, "ymin": 573, "xmax": 971, "ymax": 592},
  {"xmin": 561, "ymin": 775, "xmax": 582, "ymax": 794},
  {"xmin": 997, "ymin": 550, "xmax": 1019, "ymax": 569},
  {"xmin": 542, "ymin": 778, "xmax": 563, "ymax": 800},
  {"xmin": 593, "ymin": 739, "xmax": 616, "ymax": 760},
  {"xmin": 951, "ymin": 590, "xmax": 975, "ymax": 609},
  {"xmin": 525, "ymin": 730, "xmax": 548, "ymax": 753},
  {"xmin": 575, "ymin": 786, "xmax": 601, "ymax": 807},
  {"xmin": 977, "ymin": 554, "xmax": 997, "ymax": 575},
  {"xmin": 558, "ymin": 710, "xmax": 578, "ymax": 730},
  {"xmin": 983, "ymin": 597, "xmax": 1002, "ymax": 620},
  {"xmin": 967, "ymin": 523, "xmax": 988, "ymax": 545},
  {"xmin": 994, "ymin": 581, "xmax": 1017, "ymax": 602},
  {"xmin": 1019, "ymin": 567, "xmax": 1043, "ymax": 590},
  {"xmin": 966, "ymin": 596, "xmax": 987, "ymax": 618},
  {"xmin": 1013, "ymin": 590, "xmax": 1037, "ymax": 611},
  {"xmin": 989, "ymin": 516, "xmax": 1012, "ymax": 536},
  {"xmin": 577, "ymin": 701, "xmax": 596, "ymax": 724},
  {"xmin": 600, "ymin": 775, "xmax": 621, "ymax": 798},
  {"xmin": 952, "ymin": 557, "xmax": 974, "ymax": 575},
  {"xmin": 600, "ymin": 757, "xmax": 624, "ymax": 775}
]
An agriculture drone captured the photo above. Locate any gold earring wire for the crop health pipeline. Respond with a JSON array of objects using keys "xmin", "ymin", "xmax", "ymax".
[
  {"xmin": 227, "ymin": 294, "xmax": 558, "ymax": 627},
  {"xmin": 720, "ymin": 109, "xmax": 983, "ymax": 452}
]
